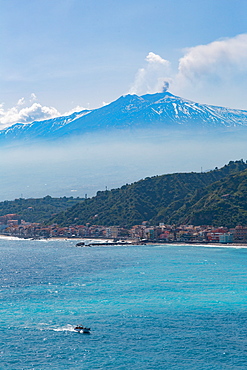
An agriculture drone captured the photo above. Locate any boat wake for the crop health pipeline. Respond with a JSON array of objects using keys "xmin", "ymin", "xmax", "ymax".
[
  {"xmin": 34, "ymin": 323, "xmax": 91, "ymax": 333},
  {"xmin": 53, "ymin": 324, "xmax": 75, "ymax": 332}
]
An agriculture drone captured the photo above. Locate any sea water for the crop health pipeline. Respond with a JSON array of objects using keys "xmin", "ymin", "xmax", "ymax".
[{"xmin": 0, "ymin": 238, "xmax": 247, "ymax": 369}]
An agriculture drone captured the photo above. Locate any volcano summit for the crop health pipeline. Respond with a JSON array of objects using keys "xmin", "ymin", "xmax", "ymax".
[{"xmin": 1, "ymin": 92, "xmax": 247, "ymax": 144}]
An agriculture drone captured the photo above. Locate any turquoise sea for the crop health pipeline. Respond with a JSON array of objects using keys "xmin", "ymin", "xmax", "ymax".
[{"xmin": 1, "ymin": 238, "xmax": 247, "ymax": 369}]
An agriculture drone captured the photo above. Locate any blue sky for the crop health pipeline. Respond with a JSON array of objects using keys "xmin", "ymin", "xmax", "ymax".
[{"xmin": 1, "ymin": 0, "xmax": 247, "ymax": 127}]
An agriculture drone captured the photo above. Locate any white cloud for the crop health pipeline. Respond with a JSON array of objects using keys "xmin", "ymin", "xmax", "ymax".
[
  {"xmin": 0, "ymin": 92, "xmax": 91, "ymax": 130},
  {"xmin": 167, "ymin": 33, "xmax": 247, "ymax": 108},
  {"xmin": 129, "ymin": 34, "xmax": 247, "ymax": 109},
  {"xmin": 0, "ymin": 97, "xmax": 61, "ymax": 129},
  {"xmin": 176, "ymin": 34, "xmax": 247, "ymax": 85},
  {"xmin": 0, "ymin": 93, "xmax": 93, "ymax": 129},
  {"xmin": 17, "ymin": 97, "xmax": 25, "ymax": 106},
  {"xmin": 129, "ymin": 52, "xmax": 171, "ymax": 95},
  {"xmin": 30, "ymin": 93, "xmax": 37, "ymax": 102},
  {"xmin": 63, "ymin": 105, "xmax": 87, "ymax": 116},
  {"xmin": 145, "ymin": 52, "xmax": 169, "ymax": 65}
]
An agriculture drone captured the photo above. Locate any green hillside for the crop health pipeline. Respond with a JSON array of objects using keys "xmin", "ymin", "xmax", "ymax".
[
  {"xmin": 0, "ymin": 196, "xmax": 84, "ymax": 223},
  {"xmin": 173, "ymin": 169, "xmax": 247, "ymax": 227},
  {"xmin": 48, "ymin": 160, "xmax": 247, "ymax": 228}
]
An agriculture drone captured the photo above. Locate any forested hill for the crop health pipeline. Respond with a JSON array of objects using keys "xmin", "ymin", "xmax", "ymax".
[
  {"xmin": 0, "ymin": 196, "xmax": 84, "ymax": 223},
  {"xmin": 173, "ymin": 169, "xmax": 247, "ymax": 227},
  {"xmin": 48, "ymin": 160, "xmax": 247, "ymax": 228}
]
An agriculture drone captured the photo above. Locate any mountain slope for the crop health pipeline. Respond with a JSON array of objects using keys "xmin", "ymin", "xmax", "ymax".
[
  {"xmin": 0, "ymin": 110, "xmax": 91, "ymax": 143},
  {"xmin": 48, "ymin": 160, "xmax": 247, "ymax": 228},
  {"xmin": 171, "ymin": 168, "xmax": 247, "ymax": 227},
  {"xmin": 1, "ymin": 92, "xmax": 247, "ymax": 144}
]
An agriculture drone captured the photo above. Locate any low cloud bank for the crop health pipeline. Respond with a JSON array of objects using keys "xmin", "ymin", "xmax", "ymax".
[{"xmin": 0, "ymin": 127, "xmax": 246, "ymax": 201}]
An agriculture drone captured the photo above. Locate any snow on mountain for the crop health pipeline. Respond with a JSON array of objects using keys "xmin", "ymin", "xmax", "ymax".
[{"xmin": 1, "ymin": 92, "xmax": 247, "ymax": 144}]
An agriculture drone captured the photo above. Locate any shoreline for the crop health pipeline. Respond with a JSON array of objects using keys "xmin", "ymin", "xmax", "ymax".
[{"xmin": 1, "ymin": 234, "xmax": 247, "ymax": 248}]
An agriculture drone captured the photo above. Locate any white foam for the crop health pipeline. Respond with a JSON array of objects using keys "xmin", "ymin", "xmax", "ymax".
[
  {"xmin": 0, "ymin": 235, "xmax": 22, "ymax": 240},
  {"xmin": 155, "ymin": 242, "xmax": 247, "ymax": 249},
  {"xmin": 53, "ymin": 324, "xmax": 75, "ymax": 332}
]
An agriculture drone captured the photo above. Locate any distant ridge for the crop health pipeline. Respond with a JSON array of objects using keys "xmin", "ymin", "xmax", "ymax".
[
  {"xmin": 47, "ymin": 160, "xmax": 247, "ymax": 228},
  {"xmin": 1, "ymin": 92, "xmax": 247, "ymax": 144}
]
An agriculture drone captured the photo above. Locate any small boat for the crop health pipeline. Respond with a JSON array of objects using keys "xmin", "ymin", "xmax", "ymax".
[
  {"xmin": 74, "ymin": 326, "xmax": 91, "ymax": 334},
  {"xmin": 76, "ymin": 242, "xmax": 85, "ymax": 247}
]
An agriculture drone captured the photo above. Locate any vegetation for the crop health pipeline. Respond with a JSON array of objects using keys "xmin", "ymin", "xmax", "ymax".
[
  {"xmin": 47, "ymin": 160, "xmax": 247, "ymax": 228},
  {"xmin": 177, "ymin": 169, "xmax": 247, "ymax": 227},
  {"xmin": 0, "ymin": 195, "xmax": 84, "ymax": 223},
  {"xmin": 2, "ymin": 160, "xmax": 247, "ymax": 228}
]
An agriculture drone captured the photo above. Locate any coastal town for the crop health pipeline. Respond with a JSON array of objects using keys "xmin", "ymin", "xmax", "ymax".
[{"xmin": 1, "ymin": 212, "xmax": 247, "ymax": 244}]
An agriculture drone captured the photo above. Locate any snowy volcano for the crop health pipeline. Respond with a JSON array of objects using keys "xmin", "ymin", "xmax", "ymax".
[{"xmin": 1, "ymin": 92, "xmax": 247, "ymax": 144}]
